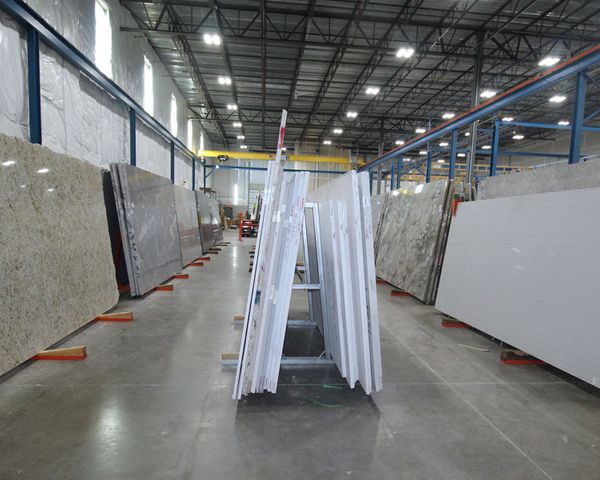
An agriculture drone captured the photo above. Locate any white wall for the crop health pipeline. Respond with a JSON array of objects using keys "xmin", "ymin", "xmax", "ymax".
[{"xmin": 0, "ymin": 0, "xmax": 207, "ymax": 188}]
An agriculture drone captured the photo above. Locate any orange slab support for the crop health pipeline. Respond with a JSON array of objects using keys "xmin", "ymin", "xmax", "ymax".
[
  {"xmin": 391, "ymin": 290, "xmax": 410, "ymax": 297},
  {"xmin": 188, "ymin": 262, "xmax": 204, "ymax": 267},
  {"xmin": 95, "ymin": 311, "xmax": 134, "ymax": 322},
  {"xmin": 154, "ymin": 284, "xmax": 174, "ymax": 291},
  {"xmin": 174, "ymin": 273, "xmax": 189, "ymax": 279},
  {"xmin": 33, "ymin": 346, "xmax": 87, "ymax": 361},
  {"xmin": 198, "ymin": 257, "xmax": 210, "ymax": 261},
  {"xmin": 441, "ymin": 317, "xmax": 469, "ymax": 328}
]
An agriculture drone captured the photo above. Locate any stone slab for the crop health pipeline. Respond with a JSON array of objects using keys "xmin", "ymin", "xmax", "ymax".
[
  {"xmin": 195, "ymin": 191, "xmax": 215, "ymax": 253},
  {"xmin": 0, "ymin": 132, "xmax": 118, "ymax": 375},
  {"xmin": 173, "ymin": 185, "xmax": 203, "ymax": 266}
]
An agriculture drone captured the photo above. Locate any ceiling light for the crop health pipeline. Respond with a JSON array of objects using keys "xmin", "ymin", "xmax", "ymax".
[
  {"xmin": 333, "ymin": 128, "xmax": 343, "ymax": 134},
  {"xmin": 1, "ymin": 160, "xmax": 15, "ymax": 166},
  {"xmin": 512, "ymin": 133, "xmax": 525, "ymax": 140},
  {"xmin": 480, "ymin": 89, "xmax": 497, "ymax": 98},
  {"xmin": 233, "ymin": 122, "xmax": 242, "ymax": 127},
  {"xmin": 323, "ymin": 140, "xmax": 332, "ymax": 145},
  {"xmin": 502, "ymin": 116, "xmax": 514, "ymax": 122},
  {"xmin": 439, "ymin": 141, "xmax": 449, "ymax": 147},
  {"xmin": 419, "ymin": 150, "xmax": 428, "ymax": 155},
  {"xmin": 481, "ymin": 145, "xmax": 491, "ymax": 150},
  {"xmin": 457, "ymin": 152, "xmax": 466, "ymax": 157},
  {"xmin": 415, "ymin": 127, "xmax": 426, "ymax": 134},
  {"xmin": 240, "ymin": 145, "xmax": 247, "ymax": 149},
  {"xmin": 442, "ymin": 112, "xmax": 455, "ymax": 120},
  {"xmin": 366, "ymin": 86, "xmax": 380, "ymax": 95},
  {"xmin": 437, "ymin": 159, "xmax": 445, "ymax": 163},
  {"xmin": 396, "ymin": 47, "xmax": 415, "ymax": 58},
  {"xmin": 282, "ymin": 147, "xmax": 287, "ymax": 151},
  {"xmin": 237, "ymin": 135, "xmax": 245, "ymax": 139},
  {"xmin": 226, "ymin": 104, "xmax": 238, "ymax": 110},
  {"xmin": 558, "ymin": 120, "xmax": 570, "ymax": 126},
  {"xmin": 395, "ymin": 140, "xmax": 405, "ymax": 146},
  {"xmin": 403, "ymin": 157, "xmax": 411, "ymax": 162},
  {"xmin": 36, "ymin": 167, "xmax": 49, "ymax": 174},
  {"xmin": 549, "ymin": 94, "xmax": 566, "ymax": 103},
  {"xmin": 346, "ymin": 111, "xmax": 358, "ymax": 118},
  {"xmin": 218, "ymin": 76, "xmax": 232, "ymax": 85},
  {"xmin": 538, "ymin": 56, "xmax": 560, "ymax": 67},
  {"xmin": 464, "ymin": 131, "xmax": 470, "ymax": 137},
  {"xmin": 203, "ymin": 33, "xmax": 221, "ymax": 46}
]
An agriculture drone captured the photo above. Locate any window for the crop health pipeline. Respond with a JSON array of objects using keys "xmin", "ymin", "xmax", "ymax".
[
  {"xmin": 187, "ymin": 119, "xmax": 193, "ymax": 150},
  {"xmin": 199, "ymin": 131, "xmax": 204, "ymax": 154},
  {"xmin": 143, "ymin": 55, "xmax": 153, "ymax": 115},
  {"xmin": 95, "ymin": 0, "xmax": 112, "ymax": 78},
  {"xmin": 170, "ymin": 94, "xmax": 178, "ymax": 136}
]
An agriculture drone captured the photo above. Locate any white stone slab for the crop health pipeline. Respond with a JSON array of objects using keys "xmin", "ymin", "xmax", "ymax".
[{"xmin": 435, "ymin": 187, "xmax": 600, "ymax": 388}]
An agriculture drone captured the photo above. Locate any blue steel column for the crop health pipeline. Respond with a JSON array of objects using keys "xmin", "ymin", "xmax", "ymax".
[
  {"xmin": 390, "ymin": 163, "xmax": 394, "ymax": 192},
  {"xmin": 192, "ymin": 157, "xmax": 196, "ymax": 190},
  {"xmin": 569, "ymin": 71, "xmax": 587, "ymax": 164},
  {"xmin": 395, "ymin": 157, "xmax": 401, "ymax": 188},
  {"xmin": 170, "ymin": 141, "xmax": 175, "ymax": 183},
  {"xmin": 425, "ymin": 148, "xmax": 432, "ymax": 183},
  {"xmin": 490, "ymin": 119, "xmax": 500, "ymax": 176},
  {"xmin": 129, "ymin": 109, "xmax": 136, "ymax": 166},
  {"xmin": 448, "ymin": 129, "xmax": 458, "ymax": 180},
  {"xmin": 369, "ymin": 169, "xmax": 373, "ymax": 194},
  {"xmin": 26, "ymin": 27, "xmax": 42, "ymax": 144}
]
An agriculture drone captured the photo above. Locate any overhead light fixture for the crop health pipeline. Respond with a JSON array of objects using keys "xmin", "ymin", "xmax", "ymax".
[
  {"xmin": 323, "ymin": 140, "xmax": 332, "ymax": 145},
  {"xmin": 480, "ymin": 89, "xmax": 497, "ymax": 98},
  {"xmin": 233, "ymin": 122, "xmax": 242, "ymax": 127},
  {"xmin": 419, "ymin": 150, "xmax": 428, "ymax": 155},
  {"xmin": 549, "ymin": 94, "xmax": 566, "ymax": 103},
  {"xmin": 481, "ymin": 145, "xmax": 492, "ymax": 150},
  {"xmin": 464, "ymin": 131, "xmax": 470, "ymax": 137},
  {"xmin": 396, "ymin": 47, "xmax": 415, "ymax": 58},
  {"xmin": 457, "ymin": 152, "xmax": 466, "ymax": 157},
  {"xmin": 442, "ymin": 112, "xmax": 455, "ymax": 120},
  {"xmin": 333, "ymin": 128, "xmax": 343, "ymax": 134},
  {"xmin": 346, "ymin": 111, "xmax": 358, "ymax": 118},
  {"xmin": 282, "ymin": 147, "xmax": 287, "ymax": 151},
  {"xmin": 502, "ymin": 116, "xmax": 514, "ymax": 122},
  {"xmin": 1, "ymin": 160, "xmax": 15, "ymax": 167},
  {"xmin": 203, "ymin": 33, "xmax": 221, "ymax": 46},
  {"xmin": 403, "ymin": 157, "xmax": 411, "ymax": 162},
  {"xmin": 240, "ymin": 145, "xmax": 247, "ymax": 149},
  {"xmin": 218, "ymin": 76, "xmax": 232, "ymax": 85},
  {"xmin": 395, "ymin": 140, "xmax": 405, "ymax": 146},
  {"xmin": 415, "ymin": 127, "xmax": 426, "ymax": 134},
  {"xmin": 437, "ymin": 159, "xmax": 445, "ymax": 163},
  {"xmin": 512, "ymin": 133, "xmax": 525, "ymax": 140},
  {"xmin": 36, "ymin": 167, "xmax": 49, "ymax": 174},
  {"xmin": 558, "ymin": 120, "xmax": 570, "ymax": 126},
  {"xmin": 538, "ymin": 56, "xmax": 560, "ymax": 67},
  {"xmin": 365, "ymin": 86, "xmax": 380, "ymax": 95},
  {"xmin": 439, "ymin": 141, "xmax": 449, "ymax": 147},
  {"xmin": 237, "ymin": 135, "xmax": 245, "ymax": 139},
  {"xmin": 226, "ymin": 104, "xmax": 238, "ymax": 110}
]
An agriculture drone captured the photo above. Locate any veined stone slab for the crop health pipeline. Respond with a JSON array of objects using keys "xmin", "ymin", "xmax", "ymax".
[
  {"xmin": 0, "ymin": 132, "xmax": 118, "ymax": 375},
  {"xmin": 436, "ymin": 187, "xmax": 600, "ymax": 388},
  {"xmin": 173, "ymin": 185, "xmax": 203, "ymax": 266},
  {"xmin": 195, "ymin": 191, "xmax": 214, "ymax": 253},
  {"xmin": 477, "ymin": 159, "xmax": 600, "ymax": 200},
  {"xmin": 208, "ymin": 197, "xmax": 223, "ymax": 244}
]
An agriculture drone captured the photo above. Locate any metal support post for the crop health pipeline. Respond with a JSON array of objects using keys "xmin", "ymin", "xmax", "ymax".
[
  {"xmin": 26, "ymin": 27, "xmax": 41, "ymax": 144},
  {"xmin": 129, "ymin": 109, "xmax": 136, "ymax": 166},
  {"xmin": 376, "ymin": 164, "xmax": 382, "ymax": 194},
  {"xmin": 170, "ymin": 141, "xmax": 175, "ymax": 183},
  {"xmin": 569, "ymin": 71, "xmax": 587, "ymax": 164},
  {"xmin": 395, "ymin": 157, "xmax": 401, "ymax": 188},
  {"xmin": 490, "ymin": 119, "xmax": 500, "ymax": 176},
  {"xmin": 390, "ymin": 164, "xmax": 394, "ymax": 192},
  {"xmin": 425, "ymin": 148, "xmax": 432, "ymax": 183},
  {"xmin": 203, "ymin": 165, "xmax": 208, "ymax": 190},
  {"xmin": 448, "ymin": 129, "xmax": 458, "ymax": 180},
  {"xmin": 192, "ymin": 157, "xmax": 196, "ymax": 190}
]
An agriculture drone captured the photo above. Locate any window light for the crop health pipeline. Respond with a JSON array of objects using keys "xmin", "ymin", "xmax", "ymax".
[
  {"xmin": 143, "ymin": 55, "xmax": 153, "ymax": 115},
  {"xmin": 170, "ymin": 94, "xmax": 178, "ymax": 136},
  {"xmin": 95, "ymin": 0, "xmax": 112, "ymax": 78},
  {"xmin": 549, "ymin": 94, "xmax": 566, "ymax": 103}
]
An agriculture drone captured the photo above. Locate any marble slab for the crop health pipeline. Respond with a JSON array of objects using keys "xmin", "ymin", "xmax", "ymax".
[
  {"xmin": 111, "ymin": 163, "xmax": 183, "ymax": 296},
  {"xmin": 173, "ymin": 185, "xmax": 203, "ymax": 266},
  {"xmin": 375, "ymin": 181, "xmax": 452, "ymax": 303},
  {"xmin": 0, "ymin": 132, "xmax": 118, "ymax": 375},
  {"xmin": 208, "ymin": 197, "xmax": 223, "ymax": 244},
  {"xmin": 436, "ymin": 187, "xmax": 600, "ymax": 388},
  {"xmin": 477, "ymin": 159, "xmax": 600, "ymax": 200},
  {"xmin": 195, "ymin": 191, "xmax": 215, "ymax": 253}
]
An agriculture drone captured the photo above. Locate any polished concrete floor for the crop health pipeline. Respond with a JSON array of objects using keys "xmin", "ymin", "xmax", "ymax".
[{"xmin": 1, "ymin": 231, "xmax": 600, "ymax": 479}]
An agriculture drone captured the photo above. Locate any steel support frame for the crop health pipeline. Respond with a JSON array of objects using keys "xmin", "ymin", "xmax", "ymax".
[
  {"xmin": 490, "ymin": 119, "xmax": 500, "ymax": 176},
  {"xmin": 26, "ymin": 26, "xmax": 41, "ymax": 144},
  {"xmin": 448, "ymin": 129, "xmax": 458, "ymax": 180},
  {"xmin": 569, "ymin": 71, "xmax": 587, "ymax": 164},
  {"xmin": 425, "ymin": 148, "xmax": 432, "ymax": 183}
]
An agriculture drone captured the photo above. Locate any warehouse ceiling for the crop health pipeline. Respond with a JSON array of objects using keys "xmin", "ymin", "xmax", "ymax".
[{"xmin": 119, "ymin": 0, "xmax": 600, "ymax": 155}]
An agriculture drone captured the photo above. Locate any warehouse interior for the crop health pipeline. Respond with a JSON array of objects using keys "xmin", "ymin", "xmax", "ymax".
[{"xmin": 1, "ymin": 0, "xmax": 600, "ymax": 479}]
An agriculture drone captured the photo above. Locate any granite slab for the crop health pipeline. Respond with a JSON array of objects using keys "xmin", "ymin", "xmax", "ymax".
[
  {"xmin": 0, "ymin": 132, "xmax": 118, "ymax": 375},
  {"xmin": 110, "ymin": 163, "xmax": 183, "ymax": 296},
  {"xmin": 436, "ymin": 187, "xmax": 600, "ymax": 388},
  {"xmin": 195, "ymin": 191, "xmax": 215, "ymax": 253},
  {"xmin": 173, "ymin": 185, "xmax": 203, "ymax": 266},
  {"xmin": 477, "ymin": 159, "xmax": 600, "ymax": 200}
]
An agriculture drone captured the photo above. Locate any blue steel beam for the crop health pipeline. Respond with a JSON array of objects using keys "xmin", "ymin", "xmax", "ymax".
[
  {"xmin": 26, "ymin": 27, "xmax": 41, "ymax": 144},
  {"xmin": 500, "ymin": 150, "xmax": 569, "ymax": 158},
  {"xmin": 390, "ymin": 165, "xmax": 394, "ymax": 192},
  {"xmin": 395, "ymin": 158, "xmax": 401, "ymax": 188},
  {"xmin": 569, "ymin": 71, "xmax": 587, "ymax": 164},
  {"xmin": 170, "ymin": 142, "xmax": 175, "ymax": 183},
  {"xmin": 361, "ymin": 44, "xmax": 600, "ymax": 171},
  {"xmin": 425, "ymin": 150, "xmax": 432, "ymax": 183},
  {"xmin": 192, "ymin": 158, "xmax": 196, "ymax": 190},
  {"xmin": 490, "ymin": 120, "xmax": 500, "ymax": 176},
  {"xmin": 502, "ymin": 120, "xmax": 600, "ymax": 132},
  {"xmin": 203, "ymin": 164, "xmax": 346, "ymax": 175},
  {"xmin": 448, "ymin": 130, "xmax": 458, "ymax": 180}
]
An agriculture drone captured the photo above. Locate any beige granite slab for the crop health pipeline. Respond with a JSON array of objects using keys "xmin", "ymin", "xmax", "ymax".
[{"xmin": 0, "ymin": 133, "xmax": 118, "ymax": 375}]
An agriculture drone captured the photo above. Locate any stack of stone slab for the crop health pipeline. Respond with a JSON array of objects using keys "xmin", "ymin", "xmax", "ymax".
[
  {"xmin": 173, "ymin": 185, "xmax": 204, "ymax": 266},
  {"xmin": 208, "ymin": 197, "xmax": 224, "ymax": 244},
  {"xmin": 195, "ymin": 191, "xmax": 216, "ymax": 253},
  {"xmin": 0, "ymin": 133, "xmax": 118, "ymax": 376}
]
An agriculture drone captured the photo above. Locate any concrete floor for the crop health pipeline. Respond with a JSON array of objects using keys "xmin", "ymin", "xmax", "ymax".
[{"xmin": 1, "ymin": 231, "xmax": 600, "ymax": 480}]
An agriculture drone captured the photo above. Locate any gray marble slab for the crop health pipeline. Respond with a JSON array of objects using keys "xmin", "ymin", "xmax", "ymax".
[
  {"xmin": 0, "ymin": 132, "xmax": 118, "ymax": 375},
  {"xmin": 375, "ymin": 181, "xmax": 451, "ymax": 303},
  {"xmin": 195, "ymin": 192, "xmax": 215, "ymax": 253},
  {"xmin": 173, "ymin": 185, "xmax": 203, "ymax": 266},
  {"xmin": 477, "ymin": 159, "xmax": 600, "ymax": 200},
  {"xmin": 111, "ymin": 163, "xmax": 183, "ymax": 296}
]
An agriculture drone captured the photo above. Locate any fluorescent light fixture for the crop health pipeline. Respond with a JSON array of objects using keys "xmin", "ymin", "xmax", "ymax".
[
  {"xmin": 36, "ymin": 167, "xmax": 49, "ymax": 174},
  {"xmin": 502, "ymin": 116, "xmax": 514, "ymax": 122},
  {"xmin": 333, "ymin": 128, "xmax": 343, "ymax": 134},
  {"xmin": 218, "ymin": 76, "xmax": 232, "ymax": 85},
  {"xmin": 1, "ymin": 160, "xmax": 15, "ymax": 166},
  {"xmin": 558, "ymin": 120, "xmax": 570, "ymax": 126},
  {"xmin": 415, "ymin": 127, "xmax": 426, "ymax": 134},
  {"xmin": 481, "ymin": 145, "xmax": 492, "ymax": 150},
  {"xmin": 439, "ymin": 141, "xmax": 449, "ymax": 147},
  {"xmin": 457, "ymin": 152, "xmax": 466, "ymax": 157},
  {"xmin": 233, "ymin": 122, "xmax": 242, "ymax": 127},
  {"xmin": 396, "ymin": 47, "xmax": 415, "ymax": 58},
  {"xmin": 512, "ymin": 133, "xmax": 525, "ymax": 140},
  {"xmin": 227, "ymin": 104, "xmax": 238, "ymax": 110},
  {"xmin": 419, "ymin": 150, "xmax": 428, "ymax": 155},
  {"xmin": 464, "ymin": 131, "xmax": 471, "ymax": 137},
  {"xmin": 442, "ymin": 112, "xmax": 455, "ymax": 120},
  {"xmin": 480, "ymin": 89, "xmax": 497, "ymax": 98},
  {"xmin": 437, "ymin": 159, "xmax": 445, "ymax": 163},
  {"xmin": 323, "ymin": 140, "xmax": 332, "ymax": 145},
  {"xmin": 237, "ymin": 135, "xmax": 245, "ymax": 140},
  {"xmin": 539, "ymin": 56, "xmax": 560, "ymax": 67},
  {"xmin": 346, "ymin": 111, "xmax": 358, "ymax": 118},
  {"xmin": 365, "ymin": 86, "xmax": 380, "ymax": 95},
  {"xmin": 549, "ymin": 94, "xmax": 566, "ymax": 103},
  {"xmin": 240, "ymin": 145, "xmax": 247, "ymax": 149},
  {"xmin": 203, "ymin": 33, "xmax": 221, "ymax": 46},
  {"xmin": 395, "ymin": 140, "xmax": 405, "ymax": 146}
]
